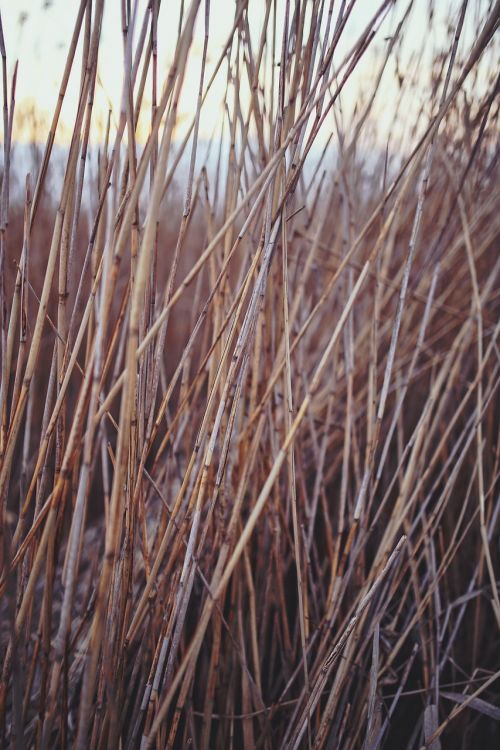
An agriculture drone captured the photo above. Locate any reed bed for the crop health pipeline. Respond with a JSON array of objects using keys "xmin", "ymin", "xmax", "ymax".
[{"xmin": 0, "ymin": 0, "xmax": 499, "ymax": 747}]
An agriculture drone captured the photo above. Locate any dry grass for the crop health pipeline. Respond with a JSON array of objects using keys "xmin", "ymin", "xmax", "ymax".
[{"xmin": 0, "ymin": 1, "xmax": 499, "ymax": 748}]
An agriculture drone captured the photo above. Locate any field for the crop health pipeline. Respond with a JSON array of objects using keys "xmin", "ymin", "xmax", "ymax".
[{"xmin": 0, "ymin": 1, "xmax": 499, "ymax": 748}]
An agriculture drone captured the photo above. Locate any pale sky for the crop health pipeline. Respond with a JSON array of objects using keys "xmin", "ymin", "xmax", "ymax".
[{"xmin": 0, "ymin": 1, "xmax": 495, "ymax": 149}]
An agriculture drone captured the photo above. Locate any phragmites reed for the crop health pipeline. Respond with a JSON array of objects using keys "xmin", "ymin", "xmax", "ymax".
[{"xmin": 0, "ymin": 0, "xmax": 499, "ymax": 748}]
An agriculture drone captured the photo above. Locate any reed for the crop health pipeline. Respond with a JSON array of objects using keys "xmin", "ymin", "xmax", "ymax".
[{"xmin": 0, "ymin": 1, "xmax": 499, "ymax": 747}]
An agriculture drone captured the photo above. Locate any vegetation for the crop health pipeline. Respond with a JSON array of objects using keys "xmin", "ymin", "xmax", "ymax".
[{"xmin": 0, "ymin": 0, "xmax": 499, "ymax": 747}]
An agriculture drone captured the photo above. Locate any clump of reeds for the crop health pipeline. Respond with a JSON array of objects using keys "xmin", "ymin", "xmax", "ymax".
[{"xmin": 0, "ymin": 1, "xmax": 499, "ymax": 748}]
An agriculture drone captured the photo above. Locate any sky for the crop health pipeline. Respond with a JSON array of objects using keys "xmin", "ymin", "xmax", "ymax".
[{"xmin": 0, "ymin": 1, "xmax": 496, "ymax": 150}]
